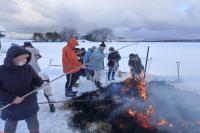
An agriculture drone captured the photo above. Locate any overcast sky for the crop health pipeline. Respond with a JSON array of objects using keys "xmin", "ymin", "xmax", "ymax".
[{"xmin": 0, "ymin": 0, "xmax": 200, "ymax": 39}]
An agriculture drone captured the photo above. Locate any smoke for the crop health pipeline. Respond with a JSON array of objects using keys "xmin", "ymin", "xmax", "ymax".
[{"xmin": 106, "ymin": 79, "xmax": 200, "ymax": 132}]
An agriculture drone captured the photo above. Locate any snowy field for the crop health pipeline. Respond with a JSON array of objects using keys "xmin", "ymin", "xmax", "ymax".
[{"xmin": 0, "ymin": 39, "xmax": 200, "ymax": 132}]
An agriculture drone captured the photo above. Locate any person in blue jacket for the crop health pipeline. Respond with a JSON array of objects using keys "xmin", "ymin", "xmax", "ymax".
[
  {"xmin": 90, "ymin": 42, "xmax": 106, "ymax": 89},
  {"xmin": 83, "ymin": 46, "xmax": 96, "ymax": 80},
  {"xmin": 0, "ymin": 45, "xmax": 44, "ymax": 133}
]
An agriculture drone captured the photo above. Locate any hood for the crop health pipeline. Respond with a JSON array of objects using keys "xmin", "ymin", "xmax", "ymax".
[
  {"xmin": 4, "ymin": 46, "xmax": 31, "ymax": 67},
  {"xmin": 98, "ymin": 46, "xmax": 104, "ymax": 53},
  {"xmin": 67, "ymin": 38, "xmax": 78, "ymax": 49},
  {"xmin": 88, "ymin": 48, "xmax": 93, "ymax": 52}
]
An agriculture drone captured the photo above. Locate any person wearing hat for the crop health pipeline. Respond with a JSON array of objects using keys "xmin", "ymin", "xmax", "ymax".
[
  {"xmin": 89, "ymin": 42, "xmax": 106, "ymax": 89},
  {"xmin": 128, "ymin": 53, "xmax": 144, "ymax": 80},
  {"xmin": 0, "ymin": 45, "xmax": 44, "ymax": 133},
  {"xmin": 23, "ymin": 41, "xmax": 55, "ymax": 112},
  {"xmin": 107, "ymin": 47, "xmax": 121, "ymax": 81}
]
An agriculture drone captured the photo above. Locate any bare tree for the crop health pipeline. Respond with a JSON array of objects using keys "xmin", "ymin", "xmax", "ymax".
[
  {"xmin": 61, "ymin": 27, "xmax": 79, "ymax": 41},
  {"xmin": 83, "ymin": 28, "xmax": 114, "ymax": 42},
  {"xmin": 33, "ymin": 32, "xmax": 44, "ymax": 42}
]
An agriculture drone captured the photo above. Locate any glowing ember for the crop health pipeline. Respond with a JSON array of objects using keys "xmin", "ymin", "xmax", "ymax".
[
  {"xmin": 128, "ymin": 109, "xmax": 136, "ymax": 118},
  {"xmin": 157, "ymin": 119, "xmax": 168, "ymax": 126},
  {"xmin": 137, "ymin": 113, "xmax": 154, "ymax": 129},
  {"xmin": 137, "ymin": 80, "xmax": 148, "ymax": 101},
  {"xmin": 124, "ymin": 78, "xmax": 132, "ymax": 88},
  {"xmin": 146, "ymin": 105, "xmax": 155, "ymax": 116}
]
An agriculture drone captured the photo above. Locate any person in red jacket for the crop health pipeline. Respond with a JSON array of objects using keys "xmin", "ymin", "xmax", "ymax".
[{"xmin": 62, "ymin": 38, "xmax": 83, "ymax": 96}]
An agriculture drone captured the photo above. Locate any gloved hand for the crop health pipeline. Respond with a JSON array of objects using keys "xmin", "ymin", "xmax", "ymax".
[
  {"xmin": 40, "ymin": 82, "xmax": 49, "ymax": 90},
  {"xmin": 13, "ymin": 96, "xmax": 24, "ymax": 104}
]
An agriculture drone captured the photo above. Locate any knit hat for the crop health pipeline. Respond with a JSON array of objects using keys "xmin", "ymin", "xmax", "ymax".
[
  {"xmin": 109, "ymin": 47, "xmax": 114, "ymax": 51},
  {"xmin": 24, "ymin": 41, "xmax": 33, "ymax": 47},
  {"xmin": 100, "ymin": 41, "xmax": 106, "ymax": 47}
]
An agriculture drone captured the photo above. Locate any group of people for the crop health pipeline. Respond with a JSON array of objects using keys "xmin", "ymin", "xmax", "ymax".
[
  {"xmin": 0, "ymin": 37, "xmax": 144, "ymax": 133},
  {"xmin": 62, "ymin": 38, "xmax": 144, "ymax": 96}
]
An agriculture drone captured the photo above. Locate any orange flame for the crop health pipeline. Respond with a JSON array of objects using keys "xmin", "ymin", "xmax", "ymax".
[
  {"xmin": 128, "ymin": 109, "xmax": 136, "ymax": 118},
  {"xmin": 137, "ymin": 80, "xmax": 148, "ymax": 101},
  {"xmin": 137, "ymin": 113, "xmax": 154, "ymax": 129},
  {"xmin": 124, "ymin": 78, "xmax": 133, "ymax": 88},
  {"xmin": 157, "ymin": 119, "xmax": 168, "ymax": 126},
  {"xmin": 146, "ymin": 105, "xmax": 155, "ymax": 116}
]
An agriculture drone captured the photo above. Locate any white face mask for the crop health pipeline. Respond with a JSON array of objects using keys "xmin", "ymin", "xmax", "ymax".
[{"xmin": 16, "ymin": 62, "xmax": 26, "ymax": 66}]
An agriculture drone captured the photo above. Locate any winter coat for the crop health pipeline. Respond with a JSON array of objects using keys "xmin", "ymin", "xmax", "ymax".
[
  {"xmin": 83, "ymin": 48, "xmax": 93, "ymax": 64},
  {"xmin": 74, "ymin": 48, "xmax": 85, "ymax": 63},
  {"xmin": 0, "ymin": 46, "xmax": 43, "ymax": 121},
  {"xmin": 107, "ymin": 51, "xmax": 121, "ymax": 68},
  {"xmin": 89, "ymin": 47, "xmax": 105, "ymax": 71},
  {"xmin": 62, "ymin": 38, "xmax": 82, "ymax": 73},
  {"xmin": 128, "ymin": 57, "xmax": 144, "ymax": 75},
  {"xmin": 25, "ymin": 47, "xmax": 41, "ymax": 73}
]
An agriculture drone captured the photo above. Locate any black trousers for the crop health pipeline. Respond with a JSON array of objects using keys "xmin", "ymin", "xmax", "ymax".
[
  {"xmin": 4, "ymin": 113, "xmax": 39, "ymax": 133},
  {"xmin": 108, "ymin": 67, "xmax": 115, "ymax": 79},
  {"xmin": 65, "ymin": 71, "xmax": 80, "ymax": 89}
]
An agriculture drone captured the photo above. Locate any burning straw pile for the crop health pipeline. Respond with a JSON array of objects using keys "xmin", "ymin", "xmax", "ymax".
[
  {"xmin": 63, "ymin": 78, "xmax": 200, "ymax": 133},
  {"xmin": 63, "ymin": 77, "xmax": 157, "ymax": 133}
]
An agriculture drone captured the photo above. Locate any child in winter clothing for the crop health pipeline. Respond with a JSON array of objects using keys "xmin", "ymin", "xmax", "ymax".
[
  {"xmin": 74, "ymin": 47, "xmax": 86, "ymax": 77},
  {"xmin": 107, "ymin": 47, "xmax": 121, "ymax": 81},
  {"xmin": 83, "ymin": 46, "xmax": 96, "ymax": 80},
  {"xmin": 24, "ymin": 42, "xmax": 55, "ymax": 113},
  {"xmin": 0, "ymin": 45, "xmax": 44, "ymax": 133},
  {"xmin": 62, "ymin": 38, "xmax": 83, "ymax": 97},
  {"xmin": 128, "ymin": 53, "xmax": 144, "ymax": 81},
  {"xmin": 90, "ymin": 42, "xmax": 106, "ymax": 89}
]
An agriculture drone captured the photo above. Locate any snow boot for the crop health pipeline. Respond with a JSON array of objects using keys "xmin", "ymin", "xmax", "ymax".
[
  {"xmin": 108, "ymin": 71, "xmax": 111, "ymax": 81},
  {"xmin": 65, "ymin": 91, "xmax": 78, "ymax": 97},
  {"xmin": 112, "ymin": 72, "xmax": 115, "ymax": 80},
  {"xmin": 44, "ymin": 94, "xmax": 55, "ymax": 113},
  {"xmin": 49, "ymin": 104, "xmax": 55, "ymax": 112},
  {"xmin": 65, "ymin": 87, "xmax": 77, "ymax": 97}
]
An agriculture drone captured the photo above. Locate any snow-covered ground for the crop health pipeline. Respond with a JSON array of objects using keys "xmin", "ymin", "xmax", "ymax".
[{"xmin": 0, "ymin": 39, "xmax": 200, "ymax": 132}]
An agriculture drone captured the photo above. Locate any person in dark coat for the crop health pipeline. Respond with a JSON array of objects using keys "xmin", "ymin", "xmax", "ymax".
[
  {"xmin": 77, "ymin": 47, "xmax": 86, "ymax": 77},
  {"xmin": 128, "ymin": 53, "xmax": 144, "ymax": 80},
  {"xmin": 107, "ymin": 47, "xmax": 121, "ymax": 81},
  {"xmin": 0, "ymin": 45, "xmax": 44, "ymax": 133}
]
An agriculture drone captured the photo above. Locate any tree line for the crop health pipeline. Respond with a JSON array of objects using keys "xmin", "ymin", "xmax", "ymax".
[{"xmin": 32, "ymin": 27, "xmax": 114, "ymax": 42}]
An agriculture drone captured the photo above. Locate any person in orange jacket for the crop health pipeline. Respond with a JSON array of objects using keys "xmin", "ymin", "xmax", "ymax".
[{"xmin": 62, "ymin": 38, "xmax": 83, "ymax": 96}]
